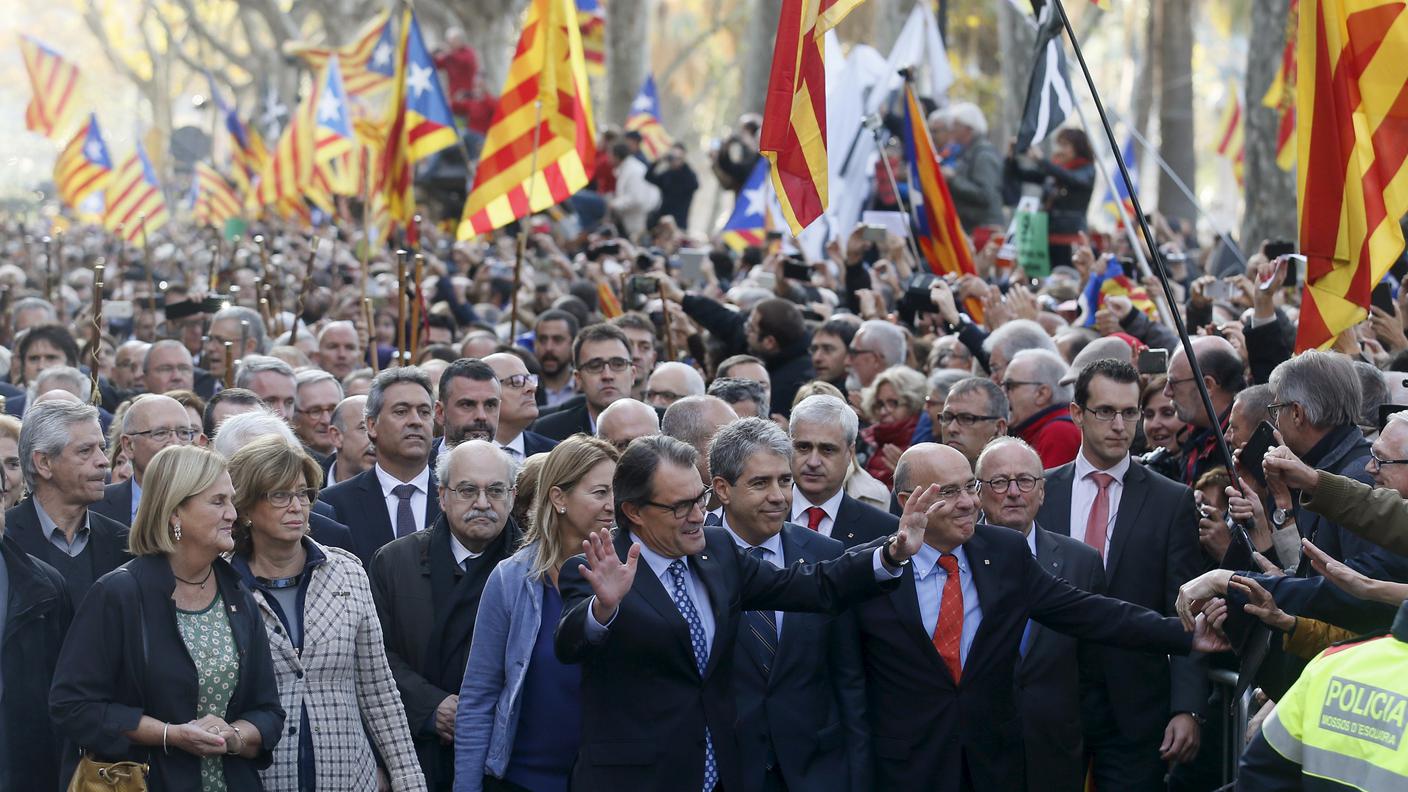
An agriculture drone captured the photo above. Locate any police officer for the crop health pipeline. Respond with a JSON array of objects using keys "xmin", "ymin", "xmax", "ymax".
[{"xmin": 1239, "ymin": 599, "xmax": 1408, "ymax": 789}]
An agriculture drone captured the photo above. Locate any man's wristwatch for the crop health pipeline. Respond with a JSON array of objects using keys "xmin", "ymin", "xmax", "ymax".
[
  {"xmin": 1271, "ymin": 507, "xmax": 1293, "ymax": 528},
  {"xmin": 882, "ymin": 535, "xmax": 911, "ymax": 569}
]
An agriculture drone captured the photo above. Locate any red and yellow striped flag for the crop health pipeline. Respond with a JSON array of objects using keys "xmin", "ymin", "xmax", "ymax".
[
  {"xmin": 19, "ymin": 35, "xmax": 81, "ymax": 139},
  {"xmin": 192, "ymin": 162, "xmax": 242, "ymax": 227},
  {"xmin": 53, "ymin": 113, "xmax": 112, "ymax": 212},
  {"xmin": 1294, "ymin": 0, "xmax": 1408, "ymax": 351},
  {"xmin": 759, "ymin": 0, "xmax": 863, "ymax": 235},
  {"xmin": 1216, "ymin": 93, "xmax": 1246, "ymax": 186},
  {"xmin": 458, "ymin": 0, "xmax": 597, "ymax": 238},
  {"xmin": 105, "ymin": 145, "xmax": 169, "ymax": 241},
  {"xmin": 1263, "ymin": 0, "xmax": 1300, "ymax": 171},
  {"xmin": 286, "ymin": 10, "xmax": 396, "ymax": 99}
]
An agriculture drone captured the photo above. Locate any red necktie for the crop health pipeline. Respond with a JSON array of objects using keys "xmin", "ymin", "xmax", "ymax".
[
  {"xmin": 932, "ymin": 554, "xmax": 964, "ymax": 683},
  {"xmin": 805, "ymin": 506, "xmax": 826, "ymax": 531},
  {"xmin": 1084, "ymin": 472, "xmax": 1116, "ymax": 560}
]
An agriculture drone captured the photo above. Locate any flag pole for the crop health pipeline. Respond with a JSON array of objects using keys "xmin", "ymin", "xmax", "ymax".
[
  {"xmin": 1050, "ymin": 0, "xmax": 1236, "ymax": 477},
  {"xmin": 510, "ymin": 99, "xmax": 546, "ymax": 342},
  {"xmin": 865, "ymin": 113, "xmax": 926, "ymax": 269},
  {"xmin": 89, "ymin": 260, "xmax": 104, "ymax": 405}
]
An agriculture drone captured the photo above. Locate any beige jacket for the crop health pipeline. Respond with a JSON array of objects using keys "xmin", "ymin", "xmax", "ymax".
[{"xmin": 248, "ymin": 542, "xmax": 426, "ymax": 792}]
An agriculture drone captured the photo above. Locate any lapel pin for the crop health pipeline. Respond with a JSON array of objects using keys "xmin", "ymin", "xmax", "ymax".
[
  {"xmin": 983, "ymin": 559, "xmax": 990, "ymax": 565},
  {"xmin": 700, "ymin": 554, "xmax": 709, "ymax": 561}
]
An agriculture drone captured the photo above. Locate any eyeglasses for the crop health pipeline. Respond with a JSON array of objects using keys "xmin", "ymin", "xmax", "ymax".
[
  {"xmin": 295, "ymin": 405, "xmax": 336, "ymax": 418},
  {"xmin": 1079, "ymin": 405, "xmax": 1141, "ymax": 423},
  {"xmin": 1369, "ymin": 449, "xmax": 1408, "ymax": 468},
  {"xmin": 939, "ymin": 411, "xmax": 1000, "ymax": 427},
  {"xmin": 1166, "ymin": 375, "xmax": 1198, "ymax": 388},
  {"xmin": 126, "ymin": 427, "xmax": 199, "ymax": 443},
  {"xmin": 847, "ymin": 348, "xmax": 880, "ymax": 359},
  {"xmin": 151, "ymin": 364, "xmax": 194, "ymax": 377},
  {"xmin": 1267, "ymin": 401, "xmax": 1295, "ymax": 425},
  {"xmin": 265, "ymin": 488, "xmax": 318, "ymax": 508},
  {"xmin": 936, "ymin": 479, "xmax": 982, "ymax": 500},
  {"xmin": 645, "ymin": 389, "xmax": 685, "ymax": 403},
  {"xmin": 640, "ymin": 487, "xmax": 712, "ymax": 519},
  {"xmin": 578, "ymin": 357, "xmax": 633, "ymax": 374},
  {"xmin": 448, "ymin": 483, "xmax": 514, "ymax": 502},
  {"xmin": 980, "ymin": 475, "xmax": 1042, "ymax": 494},
  {"xmin": 1001, "ymin": 380, "xmax": 1044, "ymax": 392},
  {"xmin": 500, "ymin": 373, "xmax": 539, "ymax": 390},
  {"xmin": 875, "ymin": 398, "xmax": 905, "ymax": 412}
]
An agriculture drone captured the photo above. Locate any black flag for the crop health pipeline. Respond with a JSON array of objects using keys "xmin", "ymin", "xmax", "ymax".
[{"xmin": 1015, "ymin": 1, "xmax": 1075, "ymax": 152}]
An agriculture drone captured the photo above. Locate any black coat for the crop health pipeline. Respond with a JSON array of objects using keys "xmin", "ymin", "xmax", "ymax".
[
  {"xmin": 1036, "ymin": 461, "xmax": 1209, "ymax": 742},
  {"xmin": 853, "ymin": 524, "xmax": 1193, "ymax": 792},
  {"xmin": 91, "ymin": 478, "xmax": 136, "ymax": 526},
  {"xmin": 765, "ymin": 344, "xmax": 815, "ymax": 420},
  {"xmin": 318, "ymin": 467, "xmax": 442, "ymax": 567},
  {"xmin": 49, "ymin": 555, "xmax": 285, "ymax": 792},
  {"xmin": 521, "ymin": 430, "xmax": 559, "ymax": 458},
  {"xmin": 6, "ymin": 497, "xmax": 132, "ymax": 609},
  {"xmin": 730, "ymin": 524, "xmax": 871, "ymax": 792},
  {"xmin": 554, "ymin": 528, "xmax": 893, "ymax": 792},
  {"xmin": 831, "ymin": 493, "xmax": 899, "ymax": 549},
  {"xmin": 530, "ymin": 402, "xmax": 594, "ymax": 442},
  {"xmin": 1, "ymin": 536, "xmax": 71, "ymax": 792}
]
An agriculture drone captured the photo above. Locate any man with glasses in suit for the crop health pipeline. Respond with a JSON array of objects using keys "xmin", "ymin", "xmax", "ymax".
[{"xmin": 532, "ymin": 324, "xmax": 636, "ymax": 441}]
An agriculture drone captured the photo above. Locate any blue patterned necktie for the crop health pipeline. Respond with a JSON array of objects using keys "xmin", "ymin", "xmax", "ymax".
[
  {"xmin": 667, "ymin": 559, "xmax": 718, "ymax": 792},
  {"xmin": 742, "ymin": 546, "xmax": 779, "ymax": 676},
  {"xmin": 392, "ymin": 483, "xmax": 417, "ymax": 537}
]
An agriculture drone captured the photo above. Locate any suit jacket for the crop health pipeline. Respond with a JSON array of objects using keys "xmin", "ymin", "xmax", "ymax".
[
  {"xmin": 854, "ymin": 524, "xmax": 1194, "ymax": 792},
  {"xmin": 530, "ymin": 402, "xmax": 593, "ymax": 442},
  {"xmin": 521, "ymin": 430, "xmax": 559, "ymax": 457},
  {"xmin": 832, "ymin": 493, "xmax": 899, "ymax": 549},
  {"xmin": 318, "ymin": 466, "xmax": 442, "ymax": 567},
  {"xmin": 555, "ymin": 528, "xmax": 894, "ymax": 792},
  {"xmin": 91, "ymin": 479, "xmax": 135, "ymax": 526},
  {"xmin": 5, "ymin": 497, "xmax": 131, "ymax": 608},
  {"xmin": 1016, "ymin": 526, "xmax": 1107, "ymax": 792},
  {"xmin": 1036, "ymin": 459, "xmax": 1208, "ymax": 740},
  {"xmin": 730, "ymin": 524, "xmax": 871, "ymax": 792}
]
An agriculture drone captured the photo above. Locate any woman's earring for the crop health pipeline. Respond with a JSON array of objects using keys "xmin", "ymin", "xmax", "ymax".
[
  {"xmin": 173, "ymin": 521, "xmax": 182, "ymax": 542},
  {"xmin": 558, "ymin": 507, "xmax": 566, "ymax": 514}
]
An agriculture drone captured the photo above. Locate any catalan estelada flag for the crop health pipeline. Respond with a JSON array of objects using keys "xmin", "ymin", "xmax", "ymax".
[
  {"xmin": 53, "ymin": 113, "xmax": 112, "ymax": 212},
  {"xmin": 256, "ymin": 91, "xmax": 314, "ymax": 209},
  {"xmin": 287, "ymin": 10, "xmax": 396, "ymax": 98},
  {"xmin": 759, "ymin": 0, "xmax": 863, "ymax": 235},
  {"xmin": 105, "ymin": 144, "xmax": 169, "ymax": 240},
  {"xmin": 1262, "ymin": 0, "xmax": 1300, "ymax": 171},
  {"xmin": 901, "ymin": 83, "xmax": 975, "ymax": 280},
  {"xmin": 577, "ymin": 0, "xmax": 606, "ymax": 75},
  {"xmin": 314, "ymin": 56, "xmax": 357, "ymax": 163},
  {"xmin": 191, "ymin": 162, "xmax": 242, "ymax": 227},
  {"xmin": 624, "ymin": 75, "xmax": 672, "ymax": 161},
  {"xmin": 458, "ymin": 0, "xmax": 597, "ymax": 238},
  {"xmin": 402, "ymin": 12, "xmax": 459, "ymax": 161},
  {"xmin": 19, "ymin": 35, "xmax": 81, "ymax": 139},
  {"xmin": 1293, "ymin": 0, "xmax": 1408, "ymax": 351},
  {"xmin": 720, "ymin": 158, "xmax": 772, "ymax": 251},
  {"xmin": 1216, "ymin": 93, "xmax": 1246, "ymax": 186}
]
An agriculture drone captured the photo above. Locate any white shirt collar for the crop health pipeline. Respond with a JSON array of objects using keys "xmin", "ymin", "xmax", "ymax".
[
  {"xmin": 374, "ymin": 462, "xmax": 431, "ymax": 498},
  {"xmin": 635, "ymin": 536, "xmax": 688, "ymax": 580},
  {"xmin": 721, "ymin": 517, "xmax": 785, "ymax": 562},
  {"xmin": 449, "ymin": 531, "xmax": 484, "ymax": 567},
  {"xmin": 792, "ymin": 485, "xmax": 846, "ymax": 523},
  {"xmin": 1025, "ymin": 526, "xmax": 1038, "ymax": 556},
  {"xmin": 499, "ymin": 433, "xmax": 526, "ymax": 458},
  {"xmin": 1073, "ymin": 450, "xmax": 1131, "ymax": 484}
]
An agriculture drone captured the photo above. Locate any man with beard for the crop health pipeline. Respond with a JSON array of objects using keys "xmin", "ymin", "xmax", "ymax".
[
  {"xmin": 327, "ymin": 395, "xmax": 375, "ymax": 487},
  {"xmin": 532, "ymin": 324, "xmax": 635, "ymax": 441},
  {"xmin": 371, "ymin": 440, "xmax": 520, "ymax": 791},
  {"xmin": 809, "ymin": 319, "xmax": 857, "ymax": 391},
  {"xmin": 320, "ymin": 368, "xmax": 442, "ymax": 566},
  {"xmin": 533, "ymin": 310, "xmax": 580, "ymax": 408},
  {"xmin": 5, "ymin": 400, "xmax": 130, "ymax": 608},
  {"xmin": 432, "ymin": 359, "xmax": 501, "ymax": 459},
  {"xmin": 483, "ymin": 352, "xmax": 557, "ymax": 460}
]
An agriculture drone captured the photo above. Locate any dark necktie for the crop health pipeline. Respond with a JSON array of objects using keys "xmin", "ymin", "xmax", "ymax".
[
  {"xmin": 667, "ymin": 560, "xmax": 718, "ymax": 791},
  {"xmin": 804, "ymin": 506, "xmax": 826, "ymax": 531},
  {"xmin": 933, "ymin": 553, "xmax": 964, "ymax": 683},
  {"xmin": 704, "ymin": 511, "xmax": 722, "ymax": 527},
  {"xmin": 392, "ymin": 483, "xmax": 417, "ymax": 538},
  {"xmin": 742, "ymin": 546, "xmax": 779, "ymax": 676}
]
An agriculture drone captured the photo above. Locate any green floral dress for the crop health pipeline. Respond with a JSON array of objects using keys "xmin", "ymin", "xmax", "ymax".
[{"xmin": 176, "ymin": 593, "xmax": 241, "ymax": 792}]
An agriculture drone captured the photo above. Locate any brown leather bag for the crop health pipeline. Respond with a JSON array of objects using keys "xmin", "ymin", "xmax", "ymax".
[{"xmin": 66, "ymin": 756, "xmax": 149, "ymax": 792}]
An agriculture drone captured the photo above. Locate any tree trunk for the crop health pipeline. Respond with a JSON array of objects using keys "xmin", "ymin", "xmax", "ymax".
[
  {"xmin": 737, "ymin": 0, "xmax": 782, "ymax": 117},
  {"xmin": 1156, "ymin": 0, "xmax": 1197, "ymax": 224},
  {"xmin": 996, "ymin": 0, "xmax": 1038, "ymax": 148},
  {"xmin": 606, "ymin": 0, "xmax": 652, "ymax": 124},
  {"xmin": 1130, "ymin": 1, "xmax": 1158, "ymax": 145},
  {"xmin": 1241, "ymin": 0, "xmax": 1297, "ymax": 250}
]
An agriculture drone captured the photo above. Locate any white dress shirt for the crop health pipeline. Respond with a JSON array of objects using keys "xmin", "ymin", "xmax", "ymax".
[
  {"xmin": 450, "ymin": 533, "xmax": 483, "ymax": 569},
  {"xmin": 498, "ymin": 432, "xmax": 526, "ymax": 460},
  {"xmin": 912, "ymin": 543, "xmax": 983, "ymax": 666},
  {"xmin": 789, "ymin": 487, "xmax": 846, "ymax": 538},
  {"xmin": 722, "ymin": 518, "xmax": 785, "ymax": 635},
  {"xmin": 1069, "ymin": 452, "xmax": 1132, "ymax": 560},
  {"xmin": 374, "ymin": 463, "xmax": 432, "ymax": 540}
]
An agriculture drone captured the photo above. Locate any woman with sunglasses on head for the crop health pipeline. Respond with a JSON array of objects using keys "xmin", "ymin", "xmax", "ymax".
[
  {"xmin": 455, "ymin": 435, "xmax": 618, "ymax": 792},
  {"xmin": 227, "ymin": 435, "xmax": 425, "ymax": 792}
]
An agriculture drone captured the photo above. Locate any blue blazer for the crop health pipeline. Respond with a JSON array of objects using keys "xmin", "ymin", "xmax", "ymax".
[
  {"xmin": 318, "ymin": 467, "xmax": 441, "ymax": 567},
  {"xmin": 833, "ymin": 493, "xmax": 899, "ymax": 549},
  {"xmin": 521, "ymin": 430, "xmax": 558, "ymax": 458}
]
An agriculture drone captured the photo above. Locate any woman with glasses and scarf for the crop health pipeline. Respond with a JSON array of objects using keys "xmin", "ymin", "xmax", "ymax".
[
  {"xmin": 227, "ymin": 435, "xmax": 425, "ymax": 791},
  {"xmin": 455, "ymin": 436, "xmax": 619, "ymax": 792}
]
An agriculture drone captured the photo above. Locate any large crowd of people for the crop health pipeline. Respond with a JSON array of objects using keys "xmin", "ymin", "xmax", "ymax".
[{"xmin": 5, "ymin": 84, "xmax": 1408, "ymax": 792}]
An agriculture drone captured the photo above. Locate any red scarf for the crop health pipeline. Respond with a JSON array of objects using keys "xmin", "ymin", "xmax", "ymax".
[{"xmin": 863, "ymin": 413, "xmax": 920, "ymax": 488}]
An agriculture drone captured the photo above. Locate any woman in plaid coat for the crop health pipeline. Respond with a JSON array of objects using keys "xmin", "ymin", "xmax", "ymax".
[{"xmin": 228, "ymin": 436, "xmax": 426, "ymax": 791}]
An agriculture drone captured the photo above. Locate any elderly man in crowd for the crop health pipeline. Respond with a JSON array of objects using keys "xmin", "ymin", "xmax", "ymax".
[
  {"xmin": 318, "ymin": 320, "xmax": 364, "ymax": 380},
  {"xmin": 1164, "ymin": 335, "xmax": 1245, "ymax": 485},
  {"xmin": 848, "ymin": 320, "xmax": 906, "ymax": 390},
  {"xmin": 661, "ymin": 395, "xmax": 738, "ymax": 514},
  {"xmin": 939, "ymin": 102, "xmax": 1004, "ymax": 231},
  {"xmin": 645, "ymin": 361, "xmax": 706, "ymax": 409},
  {"xmin": 203, "ymin": 305, "xmax": 266, "ymax": 381},
  {"xmin": 940, "ymin": 377, "xmax": 1009, "ymax": 470},
  {"xmin": 91, "ymin": 394, "xmax": 197, "ymax": 526},
  {"xmin": 142, "ymin": 339, "xmax": 198, "ymax": 396},
  {"xmin": 112, "ymin": 340, "xmax": 150, "ymax": 391},
  {"xmin": 5, "ymin": 400, "xmax": 130, "ymax": 607},
  {"xmin": 788, "ymin": 394, "xmax": 898, "ymax": 547},
  {"xmin": 595, "ymin": 397, "xmax": 660, "ymax": 453},
  {"xmin": 326, "ymin": 395, "xmax": 374, "ymax": 487},
  {"xmin": 236, "ymin": 354, "xmax": 299, "ymax": 423},
  {"xmin": 483, "ymin": 352, "xmax": 557, "ymax": 460},
  {"xmin": 1004, "ymin": 348, "xmax": 1080, "ymax": 468},
  {"xmin": 370, "ymin": 439, "xmax": 521, "ymax": 791},
  {"xmin": 293, "ymin": 369, "xmax": 345, "ymax": 462}
]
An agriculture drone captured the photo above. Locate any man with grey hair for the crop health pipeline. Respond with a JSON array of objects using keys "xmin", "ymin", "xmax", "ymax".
[
  {"xmin": 983, "ymin": 319, "xmax": 1059, "ymax": 384},
  {"xmin": 369, "ymin": 439, "xmax": 520, "ymax": 789},
  {"xmin": 707, "ymin": 377, "xmax": 768, "ymax": 419},
  {"xmin": 848, "ymin": 320, "xmax": 905, "ymax": 388},
  {"xmin": 6, "ymin": 400, "xmax": 129, "ymax": 606},
  {"xmin": 26, "ymin": 366, "xmax": 91, "ymax": 405},
  {"xmin": 940, "ymin": 377, "xmax": 1009, "ymax": 469},
  {"xmin": 319, "ymin": 367, "xmax": 440, "ymax": 565},
  {"xmin": 112, "ymin": 339, "xmax": 151, "ymax": 390},
  {"xmin": 645, "ymin": 361, "xmax": 706, "ymax": 409},
  {"xmin": 91, "ymin": 394, "xmax": 196, "ymax": 526},
  {"xmin": 293, "ymin": 369, "xmax": 345, "ymax": 459},
  {"xmin": 940, "ymin": 101, "xmax": 1003, "ymax": 230},
  {"xmin": 236, "ymin": 354, "xmax": 298, "ymax": 423},
  {"xmin": 318, "ymin": 320, "xmax": 364, "ymax": 381},
  {"xmin": 1004, "ymin": 348, "xmax": 1080, "ymax": 468},
  {"xmin": 9, "ymin": 296, "xmax": 57, "ymax": 340},
  {"xmin": 327, "ymin": 395, "xmax": 374, "ymax": 486},
  {"xmin": 596, "ymin": 397, "xmax": 660, "ymax": 453},
  {"xmin": 142, "ymin": 339, "xmax": 197, "ymax": 396},
  {"xmin": 708, "ymin": 417, "xmax": 871, "ymax": 792},
  {"xmin": 1163, "ymin": 335, "xmax": 1246, "ymax": 485},
  {"xmin": 203, "ymin": 305, "xmax": 266, "ymax": 381},
  {"xmin": 788, "ymin": 394, "xmax": 897, "ymax": 547},
  {"xmin": 661, "ymin": 395, "xmax": 738, "ymax": 512}
]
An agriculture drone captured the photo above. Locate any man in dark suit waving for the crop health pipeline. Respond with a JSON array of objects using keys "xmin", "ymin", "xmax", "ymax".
[
  {"xmin": 710, "ymin": 418, "xmax": 870, "ymax": 792},
  {"xmin": 1035, "ymin": 359, "xmax": 1208, "ymax": 790},
  {"xmin": 555, "ymin": 434, "xmax": 935, "ymax": 792},
  {"xmin": 788, "ymin": 394, "xmax": 897, "ymax": 548},
  {"xmin": 976, "ymin": 436, "xmax": 1105, "ymax": 792},
  {"xmin": 319, "ymin": 367, "xmax": 442, "ymax": 565}
]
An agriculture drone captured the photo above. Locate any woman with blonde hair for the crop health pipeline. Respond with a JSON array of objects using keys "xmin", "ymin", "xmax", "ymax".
[
  {"xmin": 227, "ymin": 435, "xmax": 425, "ymax": 791},
  {"xmin": 859, "ymin": 365, "xmax": 928, "ymax": 488},
  {"xmin": 0, "ymin": 414, "xmax": 23, "ymax": 509},
  {"xmin": 50, "ymin": 444, "xmax": 284, "ymax": 791},
  {"xmin": 455, "ymin": 436, "xmax": 619, "ymax": 792}
]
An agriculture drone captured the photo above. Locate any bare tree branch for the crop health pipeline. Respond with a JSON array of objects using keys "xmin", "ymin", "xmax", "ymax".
[
  {"xmin": 80, "ymin": 0, "xmax": 146, "ymax": 87},
  {"xmin": 171, "ymin": 0, "xmax": 258, "ymax": 73},
  {"xmin": 658, "ymin": 6, "xmax": 749, "ymax": 89}
]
